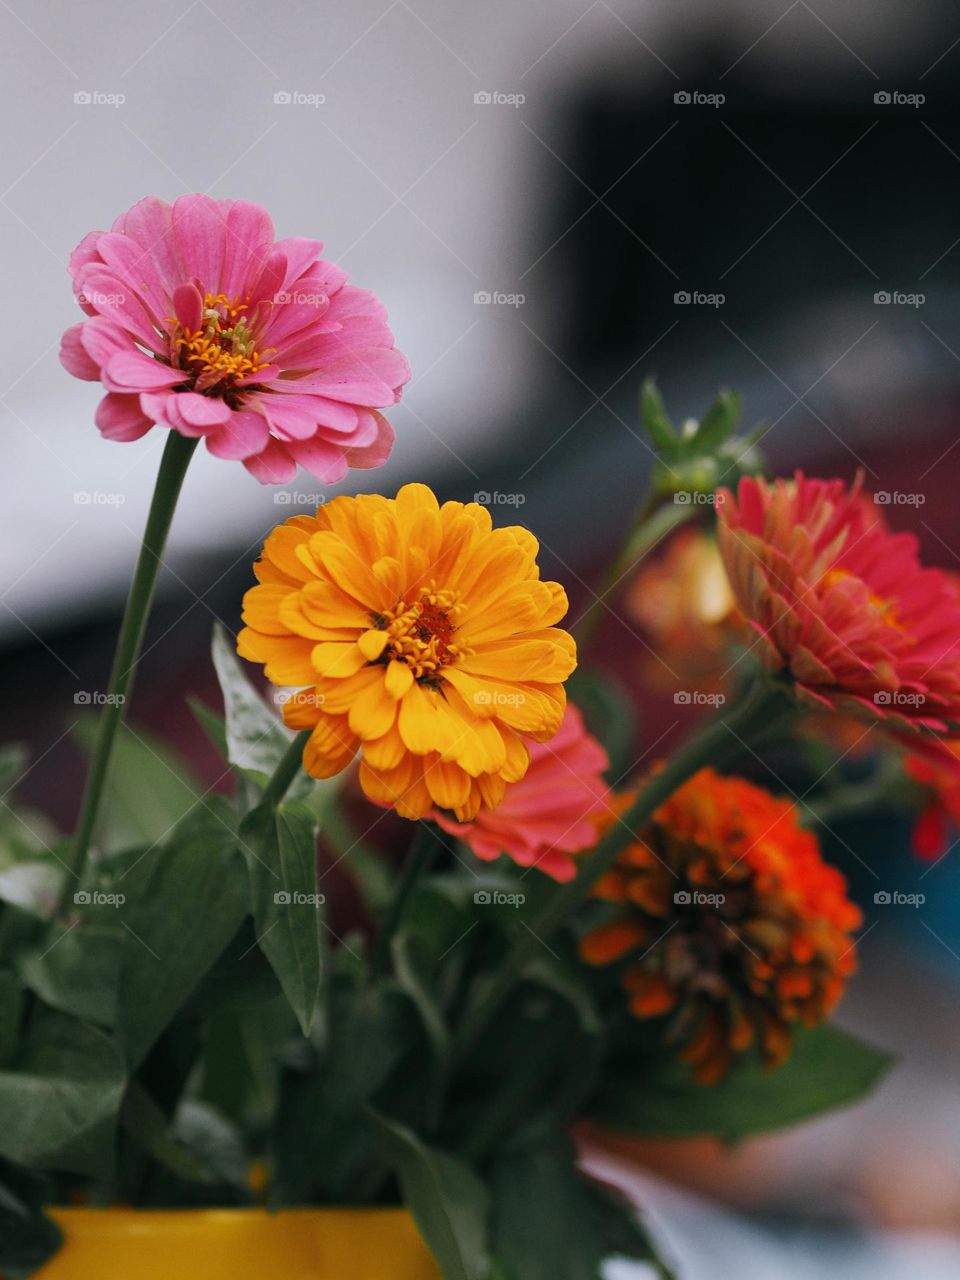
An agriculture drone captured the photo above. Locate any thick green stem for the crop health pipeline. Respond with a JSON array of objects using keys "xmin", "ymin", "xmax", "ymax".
[
  {"xmin": 370, "ymin": 821, "xmax": 441, "ymax": 977},
  {"xmin": 457, "ymin": 679, "xmax": 791, "ymax": 1053},
  {"xmin": 66, "ymin": 432, "xmax": 197, "ymax": 900},
  {"xmin": 573, "ymin": 498, "xmax": 696, "ymax": 652},
  {"xmin": 258, "ymin": 730, "xmax": 312, "ymax": 810}
]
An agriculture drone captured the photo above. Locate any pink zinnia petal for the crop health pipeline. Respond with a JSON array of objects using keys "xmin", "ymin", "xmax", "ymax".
[
  {"xmin": 431, "ymin": 704, "xmax": 611, "ymax": 883},
  {"xmin": 205, "ymin": 410, "xmax": 270, "ymax": 460},
  {"xmin": 95, "ymin": 392, "xmax": 153, "ymax": 442},
  {"xmin": 243, "ymin": 438, "xmax": 298, "ymax": 484}
]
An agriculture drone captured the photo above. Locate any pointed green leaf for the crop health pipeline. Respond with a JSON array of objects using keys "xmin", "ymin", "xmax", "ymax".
[
  {"xmin": 694, "ymin": 388, "xmax": 742, "ymax": 452},
  {"xmin": 591, "ymin": 1024, "xmax": 893, "ymax": 1140},
  {"xmin": 211, "ymin": 623, "xmax": 293, "ymax": 784},
  {"xmin": 640, "ymin": 379, "xmax": 676, "ymax": 453},
  {"xmin": 370, "ymin": 1111, "xmax": 490, "ymax": 1280},
  {"xmin": 116, "ymin": 800, "xmax": 248, "ymax": 1066},
  {"xmin": 240, "ymin": 801, "xmax": 323, "ymax": 1035},
  {"xmin": 0, "ymin": 1012, "xmax": 125, "ymax": 1176}
]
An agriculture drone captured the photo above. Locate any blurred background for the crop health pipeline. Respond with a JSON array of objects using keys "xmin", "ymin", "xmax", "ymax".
[{"xmin": 2, "ymin": 0, "xmax": 960, "ymax": 1274}]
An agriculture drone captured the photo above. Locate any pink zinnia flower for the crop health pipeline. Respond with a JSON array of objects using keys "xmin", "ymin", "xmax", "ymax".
[
  {"xmin": 431, "ymin": 704, "xmax": 611, "ymax": 882},
  {"xmin": 60, "ymin": 194, "xmax": 409, "ymax": 484},
  {"xmin": 717, "ymin": 472, "xmax": 960, "ymax": 732}
]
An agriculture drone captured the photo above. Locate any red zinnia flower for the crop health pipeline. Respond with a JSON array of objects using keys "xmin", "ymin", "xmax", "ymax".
[{"xmin": 717, "ymin": 473, "xmax": 960, "ymax": 733}]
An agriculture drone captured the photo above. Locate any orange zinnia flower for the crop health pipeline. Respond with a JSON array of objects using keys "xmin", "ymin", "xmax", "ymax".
[
  {"xmin": 580, "ymin": 768, "xmax": 861, "ymax": 1083},
  {"xmin": 238, "ymin": 484, "xmax": 576, "ymax": 819}
]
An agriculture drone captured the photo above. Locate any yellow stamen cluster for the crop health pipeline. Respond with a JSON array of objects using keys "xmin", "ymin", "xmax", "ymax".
[
  {"xmin": 375, "ymin": 587, "xmax": 470, "ymax": 680},
  {"xmin": 172, "ymin": 292, "xmax": 272, "ymax": 391}
]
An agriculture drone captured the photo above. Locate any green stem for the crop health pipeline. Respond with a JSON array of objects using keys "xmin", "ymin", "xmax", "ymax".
[
  {"xmin": 457, "ymin": 678, "xmax": 791, "ymax": 1053},
  {"xmin": 65, "ymin": 432, "xmax": 197, "ymax": 901},
  {"xmin": 258, "ymin": 730, "xmax": 311, "ymax": 810},
  {"xmin": 573, "ymin": 498, "xmax": 696, "ymax": 652},
  {"xmin": 370, "ymin": 822, "xmax": 441, "ymax": 977}
]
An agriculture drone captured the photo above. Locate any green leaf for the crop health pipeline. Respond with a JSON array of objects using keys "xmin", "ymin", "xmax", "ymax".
[
  {"xmin": 20, "ymin": 922, "xmax": 121, "ymax": 1026},
  {"xmin": 392, "ymin": 931, "xmax": 452, "ymax": 1062},
  {"xmin": 116, "ymin": 800, "xmax": 248, "ymax": 1066},
  {"xmin": 491, "ymin": 1132, "xmax": 671, "ymax": 1280},
  {"xmin": 121, "ymin": 1081, "xmax": 220, "ymax": 1185},
  {"xmin": 592, "ymin": 1024, "xmax": 893, "ymax": 1141},
  {"xmin": 0, "ymin": 1160, "xmax": 62, "ymax": 1280},
  {"xmin": 211, "ymin": 622, "xmax": 292, "ymax": 785},
  {"xmin": 0, "ymin": 1012, "xmax": 125, "ymax": 1176},
  {"xmin": 187, "ymin": 695, "xmax": 229, "ymax": 759},
  {"xmin": 240, "ymin": 801, "xmax": 323, "ymax": 1035},
  {"xmin": 0, "ymin": 970, "xmax": 23, "ymax": 1067},
  {"xmin": 371, "ymin": 1112, "xmax": 490, "ymax": 1280},
  {"xmin": 693, "ymin": 388, "xmax": 742, "ymax": 452},
  {"xmin": 639, "ymin": 379, "xmax": 676, "ymax": 453},
  {"xmin": 72, "ymin": 719, "xmax": 201, "ymax": 852}
]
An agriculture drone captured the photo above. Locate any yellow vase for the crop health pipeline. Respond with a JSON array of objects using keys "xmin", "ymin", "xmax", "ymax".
[{"xmin": 38, "ymin": 1208, "xmax": 441, "ymax": 1279}]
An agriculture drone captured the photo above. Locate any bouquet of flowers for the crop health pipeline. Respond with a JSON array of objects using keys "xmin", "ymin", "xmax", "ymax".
[{"xmin": 6, "ymin": 193, "xmax": 952, "ymax": 1279}]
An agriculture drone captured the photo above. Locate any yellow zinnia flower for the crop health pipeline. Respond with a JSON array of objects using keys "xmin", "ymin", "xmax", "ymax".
[{"xmin": 237, "ymin": 484, "xmax": 577, "ymax": 820}]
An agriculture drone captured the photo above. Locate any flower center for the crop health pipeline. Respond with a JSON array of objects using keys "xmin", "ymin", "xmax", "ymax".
[
  {"xmin": 820, "ymin": 567, "xmax": 901, "ymax": 628},
  {"xmin": 376, "ymin": 587, "xmax": 469, "ymax": 681},
  {"xmin": 172, "ymin": 293, "xmax": 272, "ymax": 393}
]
